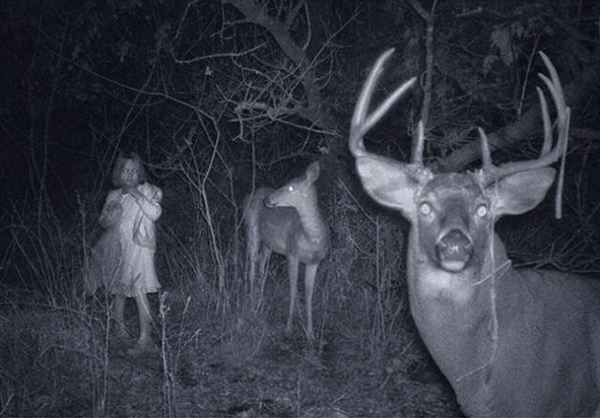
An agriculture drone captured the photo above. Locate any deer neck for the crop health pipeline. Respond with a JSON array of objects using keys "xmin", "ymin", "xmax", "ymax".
[
  {"xmin": 294, "ymin": 194, "xmax": 327, "ymax": 243},
  {"xmin": 406, "ymin": 228, "xmax": 510, "ymax": 401}
]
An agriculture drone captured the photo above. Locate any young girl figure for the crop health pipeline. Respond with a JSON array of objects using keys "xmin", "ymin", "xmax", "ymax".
[{"xmin": 91, "ymin": 152, "xmax": 163, "ymax": 355}]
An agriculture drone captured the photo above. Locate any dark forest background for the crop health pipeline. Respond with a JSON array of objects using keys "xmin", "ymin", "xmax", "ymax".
[{"xmin": 1, "ymin": 1, "xmax": 600, "ymax": 416}]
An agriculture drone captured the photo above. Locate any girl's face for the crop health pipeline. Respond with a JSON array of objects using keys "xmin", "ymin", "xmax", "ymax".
[{"xmin": 121, "ymin": 159, "xmax": 140, "ymax": 186}]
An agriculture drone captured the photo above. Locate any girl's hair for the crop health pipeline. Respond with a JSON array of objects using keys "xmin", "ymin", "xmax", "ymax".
[{"xmin": 111, "ymin": 152, "xmax": 147, "ymax": 187}]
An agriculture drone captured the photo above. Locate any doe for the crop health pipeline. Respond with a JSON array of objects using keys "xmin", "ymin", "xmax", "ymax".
[
  {"xmin": 349, "ymin": 49, "xmax": 600, "ymax": 416},
  {"xmin": 244, "ymin": 161, "xmax": 329, "ymax": 340}
]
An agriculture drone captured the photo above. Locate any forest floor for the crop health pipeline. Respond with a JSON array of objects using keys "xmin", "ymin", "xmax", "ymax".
[{"xmin": 1, "ymin": 280, "xmax": 461, "ymax": 417}]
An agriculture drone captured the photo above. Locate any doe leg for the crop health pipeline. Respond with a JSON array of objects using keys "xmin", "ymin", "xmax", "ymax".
[
  {"xmin": 286, "ymin": 255, "xmax": 299, "ymax": 334},
  {"xmin": 255, "ymin": 245, "xmax": 272, "ymax": 310},
  {"xmin": 304, "ymin": 263, "xmax": 319, "ymax": 340},
  {"xmin": 246, "ymin": 228, "xmax": 259, "ymax": 295}
]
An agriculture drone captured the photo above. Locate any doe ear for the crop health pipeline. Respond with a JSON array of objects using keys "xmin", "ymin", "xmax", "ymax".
[
  {"xmin": 488, "ymin": 167, "xmax": 556, "ymax": 216},
  {"xmin": 355, "ymin": 155, "xmax": 422, "ymax": 218},
  {"xmin": 305, "ymin": 161, "xmax": 320, "ymax": 183}
]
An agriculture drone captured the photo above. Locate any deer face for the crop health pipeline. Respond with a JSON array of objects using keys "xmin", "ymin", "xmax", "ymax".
[
  {"xmin": 353, "ymin": 155, "xmax": 556, "ymax": 275},
  {"xmin": 416, "ymin": 173, "xmax": 491, "ymax": 273},
  {"xmin": 264, "ymin": 161, "xmax": 319, "ymax": 209}
]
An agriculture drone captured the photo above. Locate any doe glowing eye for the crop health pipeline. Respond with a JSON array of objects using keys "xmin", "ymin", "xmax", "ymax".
[
  {"xmin": 476, "ymin": 204, "xmax": 488, "ymax": 217},
  {"xmin": 288, "ymin": 185, "xmax": 294, "ymax": 192},
  {"xmin": 419, "ymin": 202, "xmax": 432, "ymax": 216}
]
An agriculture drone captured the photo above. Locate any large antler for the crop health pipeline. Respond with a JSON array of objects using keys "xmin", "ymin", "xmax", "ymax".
[
  {"xmin": 349, "ymin": 49, "xmax": 421, "ymax": 162},
  {"xmin": 478, "ymin": 52, "xmax": 571, "ymax": 185}
]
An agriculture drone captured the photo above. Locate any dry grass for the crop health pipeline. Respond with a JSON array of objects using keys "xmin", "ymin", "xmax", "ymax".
[{"xmin": 2, "ymin": 173, "xmax": 597, "ymax": 417}]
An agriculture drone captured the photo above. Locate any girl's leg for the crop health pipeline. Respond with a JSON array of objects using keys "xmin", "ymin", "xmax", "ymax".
[
  {"xmin": 133, "ymin": 292, "xmax": 153, "ymax": 347},
  {"xmin": 113, "ymin": 295, "xmax": 127, "ymax": 337}
]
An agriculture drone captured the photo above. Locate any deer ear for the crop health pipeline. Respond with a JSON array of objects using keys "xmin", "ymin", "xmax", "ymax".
[
  {"xmin": 488, "ymin": 167, "xmax": 556, "ymax": 216},
  {"xmin": 355, "ymin": 155, "xmax": 421, "ymax": 217},
  {"xmin": 305, "ymin": 161, "xmax": 320, "ymax": 182}
]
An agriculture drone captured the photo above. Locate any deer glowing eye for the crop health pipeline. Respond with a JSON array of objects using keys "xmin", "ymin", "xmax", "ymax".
[
  {"xmin": 476, "ymin": 204, "xmax": 488, "ymax": 217},
  {"xmin": 288, "ymin": 185, "xmax": 294, "ymax": 192},
  {"xmin": 419, "ymin": 202, "xmax": 432, "ymax": 216}
]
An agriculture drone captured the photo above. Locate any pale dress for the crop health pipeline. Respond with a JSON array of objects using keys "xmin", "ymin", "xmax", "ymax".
[
  {"xmin": 88, "ymin": 184, "xmax": 161, "ymax": 297},
  {"xmin": 113, "ymin": 191, "xmax": 160, "ymax": 296}
]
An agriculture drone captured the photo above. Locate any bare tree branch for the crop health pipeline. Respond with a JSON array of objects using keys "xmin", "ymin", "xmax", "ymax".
[
  {"xmin": 404, "ymin": 0, "xmax": 429, "ymax": 21},
  {"xmin": 171, "ymin": 43, "xmax": 266, "ymax": 65},
  {"xmin": 221, "ymin": 0, "xmax": 338, "ymax": 131},
  {"xmin": 406, "ymin": 0, "xmax": 438, "ymax": 131},
  {"xmin": 436, "ymin": 59, "xmax": 600, "ymax": 172}
]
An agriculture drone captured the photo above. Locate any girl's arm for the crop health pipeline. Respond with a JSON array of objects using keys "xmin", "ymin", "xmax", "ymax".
[{"xmin": 130, "ymin": 184, "xmax": 162, "ymax": 221}]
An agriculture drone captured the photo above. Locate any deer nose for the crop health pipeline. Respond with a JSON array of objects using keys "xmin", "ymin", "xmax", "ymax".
[
  {"xmin": 436, "ymin": 229, "xmax": 473, "ymax": 271},
  {"xmin": 264, "ymin": 194, "xmax": 280, "ymax": 208},
  {"xmin": 438, "ymin": 229, "xmax": 472, "ymax": 254}
]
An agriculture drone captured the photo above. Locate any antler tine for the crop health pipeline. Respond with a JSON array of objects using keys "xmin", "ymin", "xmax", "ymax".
[
  {"xmin": 537, "ymin": 87, "xmax": 552, "ymax": 156},
  {"xmin": 478, "ymin": 127, "xmax": 493, "ymax": 169},
  {"xmin": 363, "ymin": 78, "xmax": 417, "ymax": 136},
  {"xmin": 412, "ymin": 120, "xmax": 425, "ymax": 165},
  {"xmin": 538, "ymin": 51, "xmax": 567, "ymax": 118},
  {"xmin": 350, "ymin": 48, "xmax": 417, "ymax": 158},
  {"xmin": 480, "ymin": 52, "xmax": 570, "ymax": 184},
  {"xmin": 351, "ymin": 49, "xmax": 394, "ymax": 130}
]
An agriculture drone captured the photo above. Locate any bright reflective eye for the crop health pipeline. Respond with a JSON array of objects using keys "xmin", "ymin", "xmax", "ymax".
[
  {"xmin": 476, "ymin": 204, "xmax": 488, "ymax": 217},
  {"xmin": 288, "ymin": 185, "xmax": 294, "ymax": 192},
  {"xmin": 419, "ymin": 202, "xmax": 432, "ymax": 216}
]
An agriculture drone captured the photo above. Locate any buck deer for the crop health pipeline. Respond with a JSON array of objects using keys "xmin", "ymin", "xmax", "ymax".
[
  {"xmin": 244, "ymin": 161, "xmax": 329, "ymax": 340},
  {"xmin": 349, "ymin": 49, "xmax": 600, "ymax": 416}
]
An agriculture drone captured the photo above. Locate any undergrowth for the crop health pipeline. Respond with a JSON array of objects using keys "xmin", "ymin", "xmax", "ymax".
[{"xmin": 1, "ymin": 174, "xmax": 596, "ymax": 417}]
